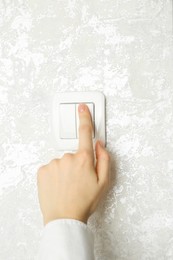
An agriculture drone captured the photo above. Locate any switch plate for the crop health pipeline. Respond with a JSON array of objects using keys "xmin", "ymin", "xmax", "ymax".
[{"xmin": 51, "ymin": 91, "xmax": 106, "ymax": 151}]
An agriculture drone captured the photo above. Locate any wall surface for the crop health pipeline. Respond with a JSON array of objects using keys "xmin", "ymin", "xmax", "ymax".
[{"xmin": 0, "ymin": 0, "xmax": 173, "ymax": 259}]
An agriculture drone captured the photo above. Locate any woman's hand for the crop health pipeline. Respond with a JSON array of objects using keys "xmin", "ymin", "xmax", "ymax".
[{"xmin": 37, "ymin": 103, "xmax": 111, "ymax": 225}]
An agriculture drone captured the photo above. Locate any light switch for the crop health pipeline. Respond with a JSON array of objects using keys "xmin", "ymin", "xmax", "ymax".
[
  {"xmin": 51, "ymin": 91, "xmax": 106, "ymax": 151},
  {"xmin": 59, "ymin": 103, "xmax": 76, "ymax": 139},
  {"xmin": 76, "ymin": 103, "xmax": 95, "ymax": 139}
]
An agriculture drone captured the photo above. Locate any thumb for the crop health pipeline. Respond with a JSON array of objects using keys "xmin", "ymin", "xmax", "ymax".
[{"xmin": 95, "ymin": 140, "xmax": 111, "ymax": 187}]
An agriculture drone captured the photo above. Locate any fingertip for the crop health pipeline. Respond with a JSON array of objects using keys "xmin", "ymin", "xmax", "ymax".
[{"xmin": 78, "ymin": 103, "xmax": 86, "ymax": 113}]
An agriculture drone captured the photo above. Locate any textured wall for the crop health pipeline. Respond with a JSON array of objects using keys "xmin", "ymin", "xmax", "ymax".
[{"xmin": 0, "ymin": 0, "xmax": 173, "ymax": 259}]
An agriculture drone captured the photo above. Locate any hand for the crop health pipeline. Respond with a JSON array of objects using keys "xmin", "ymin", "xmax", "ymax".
[{"xmin": 37, "ymin": 103, "xmax": 111, "ymax": 225}]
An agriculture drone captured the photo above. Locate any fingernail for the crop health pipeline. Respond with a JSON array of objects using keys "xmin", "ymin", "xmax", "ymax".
[{"xmin": 78, "ymin": 103, "xmax": 86, "ymax": 113}]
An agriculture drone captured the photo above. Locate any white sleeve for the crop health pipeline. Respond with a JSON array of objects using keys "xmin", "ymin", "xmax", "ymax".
[{"xmin": 37, "ymin": 218, "xmax": 95, "ymax": 260}]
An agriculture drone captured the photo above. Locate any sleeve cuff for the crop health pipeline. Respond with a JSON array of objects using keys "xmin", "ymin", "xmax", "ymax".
[{"xmin": 37, "ymin": 218, "xmax": 95, "ymax": 260}]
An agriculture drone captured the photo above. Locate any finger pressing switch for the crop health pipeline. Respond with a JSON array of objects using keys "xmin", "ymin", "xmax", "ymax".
[
  {"xmin": 76, "ymin": 103, "xmax": 95, "ymax": 139},
  {"xmin": 52, "ymin": 91, "xmax": 105, "ymax": 151},
  {"xmin": 59, "ymin": 104, "xmax": 76, "ymax": 139}
]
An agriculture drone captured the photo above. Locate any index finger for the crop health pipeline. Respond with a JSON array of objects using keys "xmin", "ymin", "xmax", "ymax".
[{"xmin": 77, "ymin": 103, "xmax": 94, "ymax": 156}]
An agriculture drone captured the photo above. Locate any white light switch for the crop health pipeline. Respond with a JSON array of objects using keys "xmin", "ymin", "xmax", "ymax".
[
  {"xmin": 59, "ymin": 104, "xmax": 76, "ymax": 139},
  {"xmin": 51, "ymin": 91, "xmax": 106, "ymax": 151},
  {"xmin": 76, "ymin": 103, "xmax": 95, "ymax": 139}
]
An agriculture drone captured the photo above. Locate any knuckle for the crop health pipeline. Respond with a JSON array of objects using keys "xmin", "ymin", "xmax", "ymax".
[
  {"xmin": 76, "ymin": 150, "xmax": 92, "ymax": 164},
  {"xmin": 50, "ymin": 158, "xmax": 59, "ymax": 166},
  {"xmin": 80, "ymin": 150, "xmax": 91, "ymax": 160},
  {"xmin": 45, "ymin": 159, "xmax": 59, "ymax": 172},
  {"xmin": 62, "ymin": 153, "xmax": 73, "ymax": 160}
]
